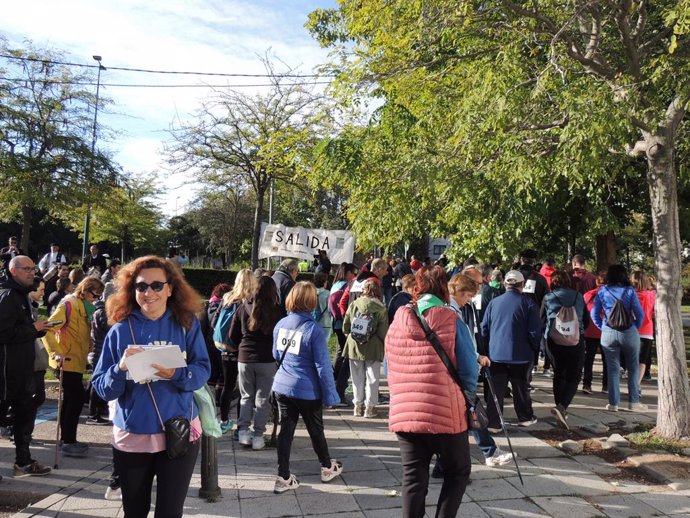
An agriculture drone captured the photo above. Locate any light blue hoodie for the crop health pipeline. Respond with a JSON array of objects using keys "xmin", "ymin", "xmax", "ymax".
[{"xmin": 92, "ymin": 309, "xmax": 210, "ymax": 434}]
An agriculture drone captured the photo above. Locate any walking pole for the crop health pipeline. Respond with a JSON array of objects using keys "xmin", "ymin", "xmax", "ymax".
[
  {"xmin": 53, "ymin": 356, "xmax": 64, "ymax": 469},
  {"xmin": 483, "ymin": 367, "xmax": 524, "ymax": 485}
]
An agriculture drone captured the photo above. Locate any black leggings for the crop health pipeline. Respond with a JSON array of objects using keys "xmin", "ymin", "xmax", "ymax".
[
  {"xmin": 546, "ymin": 338, "xmax": 585, "ymax": 410},
  {"xmin": 114, "ymin": 441, "xmax": 200, "ymax": 518},
  {"xmin": 219, "ymin": 357, "xmax": 239, "ymax": 422},
  {"xmin": 397, "ymin": 431, "xmax": 471, "ymax": 518},
  {"xmin": 276, "ymin": 394, "xmax": 331, "ymax": 479},
  {"xmin": 333, "ymin": 327, "xmax": 350, "ymax": 401},
  {"xmin": 60, "ymin": 371, "xmax": 85, "ymax": 443}
]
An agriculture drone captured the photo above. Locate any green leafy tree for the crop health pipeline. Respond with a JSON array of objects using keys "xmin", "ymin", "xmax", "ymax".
[
  {"xmin": 308, "ymin": 1, "xmax": 690, "ymax": 437},
  {"xmin": 62, "ymin": 174, "xmax": 164, "ymax": 261},
  {"xmin": 0, "ymin": 39, "xmax": 119, "ymax": 251},
  {"xmin": 166, "ymin": 57, "xmax": 332, "ymax": 268}
]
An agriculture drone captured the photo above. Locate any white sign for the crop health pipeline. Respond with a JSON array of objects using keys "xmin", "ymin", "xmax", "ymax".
[{"xmin": 259, "ymin": 223, "xmax": 355, "ymax": 264}]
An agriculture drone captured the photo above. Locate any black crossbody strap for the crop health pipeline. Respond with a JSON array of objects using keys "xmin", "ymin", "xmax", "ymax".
[{"xmin": 409, "ymin": 306, "xmax": 467, "ymax": 394}]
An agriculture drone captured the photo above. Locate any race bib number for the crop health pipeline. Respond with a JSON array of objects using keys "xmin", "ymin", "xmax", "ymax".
[
  {"xmin": 523, "ymin": 279, "xmax": 536, "ymax": 294},
  {"xmin": 351, "ymin": 316, "xmax": 371, "ymax": 336},
  {"xmin": 555, "ymin": 319, "xmax": 575, "ymax": 336},
  {"xmin": 277, "ymin": 328, "xmax": 303, "ymax": 355}
]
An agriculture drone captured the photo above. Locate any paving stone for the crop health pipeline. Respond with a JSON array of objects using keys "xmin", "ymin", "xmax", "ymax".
[
  {"xmin": 550, "ymin": 473, "xmax": 615, "ymax": 496},
  {"xmin": 351, "ymin": 487, "xmax": 401, "ymax": 510},
  {"xmin": 479, "ymin": 497, "xmax": 551, "ymax": 517},
  {"xmin": 341, "ymin": 468, "xmax": 400, "ymax": 489},
  {"xmin": 238, "ymin": 492, "xmax": 302, "ymax": 518},
  {"xmin": 505, "ymin": 473, "xmax": 576, "ymax": 497},
  {"xmin": 634, "ymin": 490, "xmax": 690, "ymax": 515},
  {"xmin": 571, "ymin": 455, "xmax": 621, "ymax": 476},
  {"xmin": 296, "ymin": 490, "xmax": 360, "ymax": 514},
  {"xmin": 588, "ymin": 494, "xmax": 664, "ymax": 518},
  {"xmin": 580, "ymin": 422, "xmax": 609, "ymax": 434},
  {"xmin": 531, "ymin": 496, "xmax": 605, "ymax": 518},
  {"xmin": 465, "ymin": 478, "xmax": 524, "ymax": 502}
]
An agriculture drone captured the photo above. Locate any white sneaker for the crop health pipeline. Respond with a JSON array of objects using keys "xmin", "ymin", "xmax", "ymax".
[
  {"xmin": 238, "ymin": 429, "xmax": 252, "ymax": 446},
  {"xmin": 104, "ymin": 486, "xmax": 121, "ymax": 500},
  {"xmin": 628, "ymin": 402, "xmax": 648, "ymax": 411},
  {"xmin": 364, "ymin": 406, "xmax": 377, "ymax": 418},
  {"xmin": 485, "ymin": 448, "xmax": 513, "ymax": 467},
  {"xmin": 353, "ymin": 404, "xmax": 364, "ymax": 417},
  {"xmin": 252, "ymin": 435, "xmax": 265, "ymax": 450},
  {"xmin": 551, "ymin": 405, "xmax": 569, "ymax": 430},
  {"xmin": 320, "ymin": 459, "xmax": 343, "ymax": 482},
  {"xmin": 518, "ymin": 417, "xmax": 537, "ymax": 427},
  {"xmin": 274, "ymin": 474, "xmax": 300, "ymax": 494},
  {"xmin": 606, "ymin": 404, "xmax": 619, "ymax": 412}
]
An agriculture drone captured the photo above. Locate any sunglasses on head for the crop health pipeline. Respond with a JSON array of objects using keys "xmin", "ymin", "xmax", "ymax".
[{"xmin": 134, "ymin": 281, "xmax": 168, "ymax": 293}]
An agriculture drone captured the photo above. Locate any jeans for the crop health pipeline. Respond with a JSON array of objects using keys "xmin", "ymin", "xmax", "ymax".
[
  {"xmin": 546, "ymin": 338, "xmax": 584, "ymax": 410},
  {"xmin": 471, "ymin": 427, "xmax": 497, "ymax": 458},
  {"xmin": 583, "ymin": 337, "xmax": 608, "ymax": 387},
  {"xmin": 349, "ymin": 359, "xmax": 380, "ymax": 408},
  {"xmin": 600, "ymin": 327, "xmax": 641, "ymax": 406},
  {"xmin": 237, "ymin": 362, "xmax": 276, "ymax": 435},
  {"xmin": 114, "ymin": 440, "xmax": 199, "ymax": 518},
  {"xmin": 275, "ymin": 394, "xmax": 331, "ymax": 479},
  {"xmin": 397, "ymin": 431, "xmax": 471, "ymax": 518}
]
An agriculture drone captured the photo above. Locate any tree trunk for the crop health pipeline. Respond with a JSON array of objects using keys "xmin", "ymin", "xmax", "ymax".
[
  {"xmin": 646, "ymin": 135, "xmax": 690, "ymax": 439},
  {"xmin": 595, "ymin": 231, "xmax": 617, "ymax": 272},
  {"xmin": 251, "ymin": 187, "xmax": 266, "ymax": 270},
  {"xmin": 20, "ymin": 205, "xmax": 32, "ymax": 253}
]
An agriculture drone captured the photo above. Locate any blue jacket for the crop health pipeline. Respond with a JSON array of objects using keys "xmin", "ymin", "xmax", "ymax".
[
  {"xmin": 447, "ymin": 299, "xmax": 479, "ymax": 396},
  {"xmin": 542, "ymin": 287, "xmax": 587, "ymax": 338},
  {"xmin": 480, "ymin": 290, "xmax": 541, "ymax": 363},
  {"xmin": 92, "ymin": 309, "xmax": 211, "ymax": 435},
  {"xmin": 591, "ymin": 285, "xmax": 644, "ymax": 331},
  {"xmin": 271, "ymin": 312, "xmax": 339, "ymax": 407}
]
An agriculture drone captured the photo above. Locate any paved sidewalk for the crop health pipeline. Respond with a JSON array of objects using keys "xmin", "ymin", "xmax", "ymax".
[{"xmin": 1, "ymin": 372, "xmax": 689, "ymax": 517}]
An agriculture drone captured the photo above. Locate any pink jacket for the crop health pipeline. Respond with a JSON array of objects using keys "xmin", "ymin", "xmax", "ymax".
[
  {"xmin": 385, "ymin": 305, "xmax": 468, "ymax": 434},
  {"xmin": 636, "ymin": 290, "xmax": 656, "ymax": 338},
  {"xmin": 583, "ymin": 288, "xmax": 602, "ymax": 339}
]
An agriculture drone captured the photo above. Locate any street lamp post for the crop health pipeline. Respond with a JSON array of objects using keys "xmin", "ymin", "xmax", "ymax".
[{"xmin": 82, "ymin": 55, "xmax": 106, "ymax": 259}]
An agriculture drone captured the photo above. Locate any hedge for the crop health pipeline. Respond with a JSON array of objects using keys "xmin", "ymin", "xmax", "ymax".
[{"xmin": 182, "ymin": 267, "xmax": 324, "ymax": 297}]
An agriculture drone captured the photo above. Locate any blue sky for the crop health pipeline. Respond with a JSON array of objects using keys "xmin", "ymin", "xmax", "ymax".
[{"xmin": 1, "ymin": 0, "xmax": 337, "ymax": 214}]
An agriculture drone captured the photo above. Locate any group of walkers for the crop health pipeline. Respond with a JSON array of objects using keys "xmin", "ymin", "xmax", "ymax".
[{"xmin": 0, "ymin": 236, "xmax": 659, "ymax": 518}]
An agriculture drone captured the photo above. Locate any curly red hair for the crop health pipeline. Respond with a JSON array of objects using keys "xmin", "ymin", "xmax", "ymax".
[
  {"xmin": 413, "ymin": 266, "xmax": 449, "ymax": 303},
  {"xmin": 106, "ymin": 255, "xmax": 202, "ymax": 329}
]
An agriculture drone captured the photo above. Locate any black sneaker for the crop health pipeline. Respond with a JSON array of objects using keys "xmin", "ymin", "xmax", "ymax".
[
  {"xmin": 87, "ymin": 416, "xmax": 111, "ymax": 426},
  {"xmin": 14, "ymin": 461, "xmax": 51, "ymax": 477},
  {"xmin": 582, "ymin": 384, "xmax": 592, "ymax": 395}
]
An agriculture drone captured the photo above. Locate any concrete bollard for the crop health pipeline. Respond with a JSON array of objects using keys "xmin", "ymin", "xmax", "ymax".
[{"xmin": 198, "ymin": 435, "xmax": 222, "ymax": 501}]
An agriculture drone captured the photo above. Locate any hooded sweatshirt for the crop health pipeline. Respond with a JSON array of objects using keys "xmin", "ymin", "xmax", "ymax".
[{"xmin": 91, "ymin": 309, "xmax": 210, "ymax": 435}]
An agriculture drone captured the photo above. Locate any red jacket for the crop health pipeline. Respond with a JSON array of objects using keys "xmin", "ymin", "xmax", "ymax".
[
  {"xmin": 385, "ymin": 305, "xmax": 468, "ymax": 434},
  {"xmin": 636, "ymin": 290, "xmax": 656, "ymax": 338},
  {"xmin": 583, "ymin": 287, "xmax": 602, "ymax": 339},
  {"xmin": 539, "ymin": 265, "xmax": 556, "ymax": 288},
  {"xmin": 338, "ymin": 272, "xmax": 380, "ymax": 317}
]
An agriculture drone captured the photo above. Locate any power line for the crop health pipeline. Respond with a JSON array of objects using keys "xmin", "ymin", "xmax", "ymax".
[
  {"xmin": 0, "ymin": 52, "xmax": 333, "ymax": 79},
  {"xmin": 0, "ymin": 76, "xmax": 331, "ymax": 88}
]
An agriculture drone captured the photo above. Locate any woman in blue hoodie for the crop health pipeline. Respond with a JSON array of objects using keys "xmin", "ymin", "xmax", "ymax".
[
  {"xmin": 591, "ymin": 264, "xmax": 645, "ymax": 412},
  {"xmin": 92, "ymin": 256, "xmax": 210, "ymax": 518},
  {"xmin": 271, "ymin": 281, "xmax": 342, "ymax": 495}
]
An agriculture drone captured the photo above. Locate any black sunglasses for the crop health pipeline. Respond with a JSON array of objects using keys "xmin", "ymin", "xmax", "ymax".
[{"xmin": 134, "ymin": 281, "xmax": 168, "ymax": 293}]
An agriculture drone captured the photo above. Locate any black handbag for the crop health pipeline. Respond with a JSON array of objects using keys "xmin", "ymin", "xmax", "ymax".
[
  {"xmin": 409, "ymin": 306, "xmax": 489, "ymax": 431},
  {"xmin": 147, "ymin": 383, "xmax": 192, "ymax": 459}
]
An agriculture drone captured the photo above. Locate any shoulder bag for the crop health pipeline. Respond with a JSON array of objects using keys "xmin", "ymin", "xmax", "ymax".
[{"xmin": 409, "ymin": 306, "xmax": 489, "ymax": 431}]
